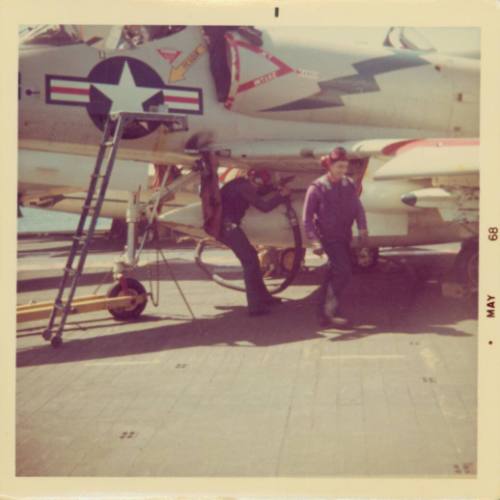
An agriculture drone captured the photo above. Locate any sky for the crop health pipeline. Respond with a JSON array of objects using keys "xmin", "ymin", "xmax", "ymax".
[{"xmin": 263, "ymin": 26, "xmax": 480, "ymax": 57}]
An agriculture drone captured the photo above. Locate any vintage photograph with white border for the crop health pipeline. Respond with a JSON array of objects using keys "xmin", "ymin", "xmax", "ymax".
[{"xmin": 1, "ymin": 0, "xmax": 500, "ymax": 498}]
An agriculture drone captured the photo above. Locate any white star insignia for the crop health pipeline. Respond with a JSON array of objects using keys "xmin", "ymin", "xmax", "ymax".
[{"xmin": 92, "ymin": 61, "xmax": 162, "ymax": 113}]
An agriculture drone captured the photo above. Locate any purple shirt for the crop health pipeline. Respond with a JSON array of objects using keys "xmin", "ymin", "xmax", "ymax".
[{"xmin": 302, "ymin": 174, "xmax": 367, "ymax": 242}]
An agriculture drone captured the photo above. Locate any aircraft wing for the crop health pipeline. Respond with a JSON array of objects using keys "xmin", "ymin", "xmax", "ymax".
[
  {"xmin": 208, "ymin": 137, "xmax": 479, "ymax": 226},
  {"xmin": 374, "ymin": 139, "xmax": 479, "ymax": 223},
  {"xmin": 373, "ymin": 139, "xmax": 479, "ymax": 180},
  {"xmin": 208, "ymin": 138, "xmax": 402, "ymax": 172},
  {"xmin": 208, "ymin": 137, "xmax": 478, "ymax": 176}
]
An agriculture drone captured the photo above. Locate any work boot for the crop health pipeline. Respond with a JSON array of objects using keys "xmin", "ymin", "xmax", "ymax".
[
  {"xmin": 317, "ymin": 313, "xmax": 331, "ymax": 327},
  {"xmin": 317, "ymin": 314, "xmax": 352, "ymax": 329},
  {"xmin": 329, "ymin": 316, "xmax": 352, "ymax": 329}
]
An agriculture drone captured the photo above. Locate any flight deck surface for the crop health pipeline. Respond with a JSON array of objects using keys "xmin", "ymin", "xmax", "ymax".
[{"xmin": 16, "ymin": 234, "xmax": 477, "ymax": 477}]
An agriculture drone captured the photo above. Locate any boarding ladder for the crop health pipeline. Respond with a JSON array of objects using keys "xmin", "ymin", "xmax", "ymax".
[{"xmin": 42, "ymin": 111, "xmax": 187, "ymax": 347}]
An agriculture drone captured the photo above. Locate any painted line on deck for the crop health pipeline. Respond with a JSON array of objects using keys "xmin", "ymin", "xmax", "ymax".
[
  {"xmin": 84, "ymin": 359, "xmax": 162, "ymax": 367},
  {"xmin": 321, "ymin": 354, "xmax": 406, "ymax": 360}
]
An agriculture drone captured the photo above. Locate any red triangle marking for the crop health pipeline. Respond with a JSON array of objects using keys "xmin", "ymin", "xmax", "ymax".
[
  {"xmin": 157, "ymin": 48, "xmax": 182, "ymax": 64},
  {"xmin": 227, "ymin": 38, "xmax": 294, "ymax": 95}
]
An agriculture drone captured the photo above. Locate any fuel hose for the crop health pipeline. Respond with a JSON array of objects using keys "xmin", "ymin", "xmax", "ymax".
[{"xmin": 194, "ymin": 199, "xmax": 303, "ymax": 294}]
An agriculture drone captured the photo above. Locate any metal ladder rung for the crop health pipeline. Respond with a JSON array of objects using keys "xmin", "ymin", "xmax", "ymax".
[
  {"xmin": 64, "ymin": 266, "xmax": 77, "ymax": 276},
  {"xmin": 101, "ymin": 140, "xmax": 114, "ymax": 147},
  {"xmin": 83, "ymin": 203, "xmax": 99, "ymax": 212}
]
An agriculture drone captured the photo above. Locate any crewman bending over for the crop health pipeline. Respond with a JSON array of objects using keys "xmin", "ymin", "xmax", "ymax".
[{"xmin": 218, "ymin": 169, "xmax": 289, "ymax": 316}]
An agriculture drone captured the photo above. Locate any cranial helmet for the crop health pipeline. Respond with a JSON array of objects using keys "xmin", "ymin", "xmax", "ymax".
[
  {"xmin": 247, "ymin": 168, "xmax": 272, "ymax": 185},
  {"xmin": 320, "ymin": 147, "xmax": 348, "ymax": 169}
]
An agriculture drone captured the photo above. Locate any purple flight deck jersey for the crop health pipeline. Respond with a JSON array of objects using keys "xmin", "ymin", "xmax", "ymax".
[{"xmin": 303, "ymin": 174, "xmax": 367, "ymax": 242}]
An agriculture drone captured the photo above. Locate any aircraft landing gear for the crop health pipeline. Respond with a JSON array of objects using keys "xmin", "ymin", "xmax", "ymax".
[
  {"xmin": 106, "ymin": 192, "xmax": 149, "ymax": 320},
  {"xmin": 107, "ymin": 277, "xmax": 148, "ymax": 320},
  {"xmin": 352, "ymin": 247, "xmax": 379, "ymax": 271},
  {"xmin": 109, "ymin": 218, "xmax": 128, "ymax": 242},
  {"xmin": 279, "ymin": 247, "xmax": 306, "ymax": 275},
  {"xmin": 442, "ymin": 238, "xmax": 478, "ymax": 300},
  {"xmin": 454, "ymin": 238, "xmax": 478, "ymax": 290},
  {"xmin": 258, "ymin": 247, "xmax": 306, "ymax": 278}
]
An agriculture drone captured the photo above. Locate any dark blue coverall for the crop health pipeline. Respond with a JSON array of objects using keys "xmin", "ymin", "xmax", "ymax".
[
  {"xmin": 218, "ymin": 177, "xmax": 286, "ymax": 314},
  {"xmin": 303, "ymin": 174, "xmax": 367, "ymax": 321}
]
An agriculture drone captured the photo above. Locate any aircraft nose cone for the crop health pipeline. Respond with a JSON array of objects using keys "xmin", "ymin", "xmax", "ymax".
[{"xmin": 401, "ymin": 193, "xmax": 417, "ymax": 207}]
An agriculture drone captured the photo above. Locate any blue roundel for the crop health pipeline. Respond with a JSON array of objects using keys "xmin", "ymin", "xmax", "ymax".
[{"xmin": 86, "ymin": 56, "xmax": 165, "ymax": 139}]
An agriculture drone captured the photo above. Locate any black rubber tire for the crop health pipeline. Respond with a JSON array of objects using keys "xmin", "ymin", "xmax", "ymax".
[
  {"xmin": 279, "ymin": 247, "xmax": 305, "ymax": 274},
  {"xmin": 107, "ymin": 278, "xmax": 147, "ymax": 320},
  {"xmin": 455, "ymin": 239, "xmax": 478, "ymax": 289},
  {"xmin": 352, "ymin": 247, "xmax": 379, "ymax": 270}
]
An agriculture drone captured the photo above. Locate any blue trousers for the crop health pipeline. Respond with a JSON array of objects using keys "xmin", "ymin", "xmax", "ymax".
[
  {"xmin": 219, "ymin": 225, "xmax": 272, "ymax": 311},
  {"xmin": 317, "ymin": 240, "xmax": 352, "ymax": 318}
]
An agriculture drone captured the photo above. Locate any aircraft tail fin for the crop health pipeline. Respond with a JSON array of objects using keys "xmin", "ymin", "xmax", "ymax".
[{"xmin": 383, "ymin": 27, "xmax": 436, "ymax": 52}]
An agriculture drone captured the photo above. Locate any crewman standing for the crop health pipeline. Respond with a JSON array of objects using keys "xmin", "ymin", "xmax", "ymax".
[{"xmin": 303, "ymin": 147, "xmax": 369, "ymax": 327}]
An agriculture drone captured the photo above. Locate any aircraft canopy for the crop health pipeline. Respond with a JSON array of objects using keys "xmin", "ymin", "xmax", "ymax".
[
  {"xmin": 19, "ymin": 25, "xmax": 187, "ymax": 50},
  {"xmin": 106, "ymin": 25, "xmax": 186, "ymax": 50},
  {"xmin": 20, "ymin": 25, "xmax": 82, "ymax": 46}
]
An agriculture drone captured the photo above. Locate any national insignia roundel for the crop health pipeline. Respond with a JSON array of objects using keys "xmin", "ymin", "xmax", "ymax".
[{"xmin": 46, "ymin": 56, "xmax": 203, "ymax": 140}]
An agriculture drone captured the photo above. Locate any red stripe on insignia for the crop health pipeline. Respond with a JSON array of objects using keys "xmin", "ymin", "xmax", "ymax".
[
  {"xmin": 164, "ymin": 96, "xmax": 199, "ymax": 104},
  {"xmin": 51, "ymin": 86, "xmax": 90, "ymax": 96}
]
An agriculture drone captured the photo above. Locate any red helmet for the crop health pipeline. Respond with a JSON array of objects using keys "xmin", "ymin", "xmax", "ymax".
[
  {"xmin": 320, "ymin": 147, "xmax": 348, "ymax": 169},
  {"xmin": 247, "ymin": 168, "xmax": 272, "ymax": 185}
]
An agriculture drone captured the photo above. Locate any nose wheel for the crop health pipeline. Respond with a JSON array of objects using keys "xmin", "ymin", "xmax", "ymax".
[{"xmin": 107, "ymin": 278, "xmax": 148, "ymax": 320}]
